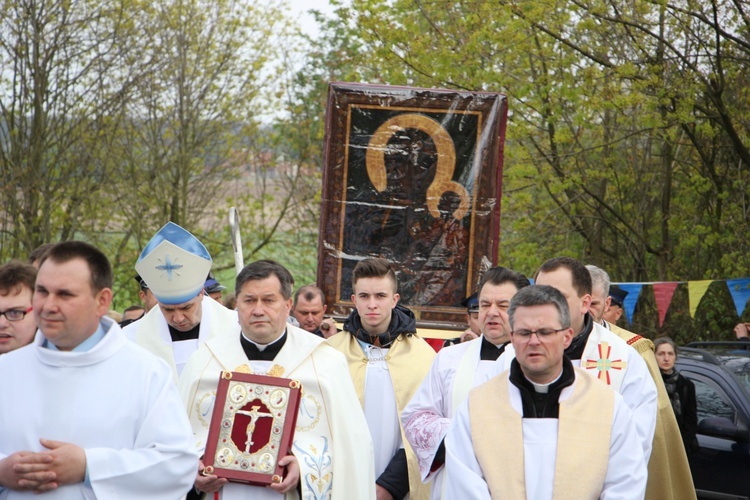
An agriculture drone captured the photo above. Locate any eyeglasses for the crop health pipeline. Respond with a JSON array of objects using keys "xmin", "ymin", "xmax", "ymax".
[
  {"xmin": 511, "ymin": 327, "xmax": 568, "ymax": 341},
  {"xmin": 0, "ymin": 306, "xmax": 33, "ymax": 322}
]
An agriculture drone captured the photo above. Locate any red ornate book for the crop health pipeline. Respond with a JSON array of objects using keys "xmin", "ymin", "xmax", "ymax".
[{"xmin": 202, "ymin": 371, "xmax": 302, "ymax": 486}]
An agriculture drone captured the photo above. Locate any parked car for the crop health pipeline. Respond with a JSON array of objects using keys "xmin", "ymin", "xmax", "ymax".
[{"xmin": 677, "ymin": 342, "xmax": 750, "ymax": 499}]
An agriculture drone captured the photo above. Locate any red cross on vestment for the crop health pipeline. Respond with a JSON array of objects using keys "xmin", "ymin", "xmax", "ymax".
[{"xmin": 582, "ymin": 341, "xmax": 627, "ymax": 385}]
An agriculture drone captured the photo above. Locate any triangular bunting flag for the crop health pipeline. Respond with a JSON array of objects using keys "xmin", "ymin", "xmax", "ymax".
[
  {"xmin": 726, "ymin": 278, "xmax": 750, "ymax": 317},
  {"xmin": 617, "ymin": 283, "xmax": 643, "ymax": 325},
  {"xmin": 654, "ymin": 282, "xmax": 679, "ymax": 326},
  {"xmin": 688, "ymin": 280, "xmax": 712, "ymax": 318}
]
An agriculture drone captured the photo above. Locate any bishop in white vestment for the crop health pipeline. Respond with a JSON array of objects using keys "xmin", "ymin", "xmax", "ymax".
[
  {"xmin": 125, "ymin": 222, "xmax": 239, "ymax": 382},
  {"xmin": 124, "ymin": 294, "xmax": 238, "ymax": 379}
]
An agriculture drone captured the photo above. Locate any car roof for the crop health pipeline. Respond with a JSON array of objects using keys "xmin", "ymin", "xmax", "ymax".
[{"xmin": 677, "ymin": 346, "xmax": 750, "ymax": 406}]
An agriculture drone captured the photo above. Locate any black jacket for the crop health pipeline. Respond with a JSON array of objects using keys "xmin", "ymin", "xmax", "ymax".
[
  {"xmin": 343, "ymin": 304, "xmax": 416, "ymax": 499},
  {"xmin": 663, "ymin": 370, "xmax": 699, "ymax": 454}
]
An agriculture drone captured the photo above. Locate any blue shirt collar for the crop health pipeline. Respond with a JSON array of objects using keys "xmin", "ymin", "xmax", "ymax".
[{"xmin": 45, "ymin": 320, "xmax": 107, "ymax": 352}]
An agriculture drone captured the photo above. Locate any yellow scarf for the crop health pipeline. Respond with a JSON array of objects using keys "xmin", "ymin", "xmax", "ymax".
[
  {"xmin": 327, "ymin": 332, "xmax": 435, "ymax": 500},
  {"xmin": 469, "ymin": 369, "xmax": 613, "ymax": 498}
]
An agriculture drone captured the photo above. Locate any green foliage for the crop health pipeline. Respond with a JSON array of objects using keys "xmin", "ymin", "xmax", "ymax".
[{"xmin": 326, "ymin": 0, "xmax": 750, "ymax": 337}]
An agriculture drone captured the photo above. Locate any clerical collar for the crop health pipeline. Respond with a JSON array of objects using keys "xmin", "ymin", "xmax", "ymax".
[
  {"xmin": 169, "ymin": 323, "xmax": 200, "ymax": 342},
  {"xmin": 480, "ymin": 337, "xmax": 508, "ymax": 361},
  {"xmin": 240, "ymin": 331, "xmax": 287, "ymax": 361},
  {"xmin": 509, "ymin": 356, "xmax": 575, "ymax": 418},
  {"xmin": 564, "ymin": 313, "xmax": 594, "ymax": 360},
  {"xmin": 526, "ymin": 370, "xmax": 563, "ymax": 394}
]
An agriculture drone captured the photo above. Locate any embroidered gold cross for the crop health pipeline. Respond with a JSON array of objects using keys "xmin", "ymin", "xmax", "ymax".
[
  {"xmin": 235, "ymin": 363, "xmax": 285, "ymax": 378},
  {"xmin": 583, "ymin": 342, "xmax": 627, "ymax": 385}
]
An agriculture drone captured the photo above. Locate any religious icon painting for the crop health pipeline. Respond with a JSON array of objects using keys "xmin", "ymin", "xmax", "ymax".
[
  {"xmin": 203, "ymin": 371, "xmax": 302, "ymax": 486},
  {"xmin": 318, "ymin": 82, "xmax": 508, "ymax": 324}
]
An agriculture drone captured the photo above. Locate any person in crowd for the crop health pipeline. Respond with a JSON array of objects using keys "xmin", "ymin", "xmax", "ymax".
[
  {"xmin": 733, "ymin": 322, "xmax": 750, "ymax": 341},
  {"xmin": 402, "ymin": 266, "xmax": 529, "ymax": 499},
  {"xmin": 105, "ymin": 309, "xmax": 122, "ymax": 323},
  {"xmin": 223, "ymin": 293, "xmax": 236, "ymax": 310},
  {"xmin": 178, "ymin": 259, "xmax": 375, "ymax": 500},
  {"xmin": 292, "ymin": 284, "xmax": 337, "ymax": 338},
  {"xmin": 0, "ymin": 261, "xmax": 37, "ymax": 355},
  {"xmin": 27, "ymin": 243, "xmax": 55, "ymax": 269},
  {"xmin": 445, "ymin": 285, "xmax": 647, "ymax": 499},
  {"xmin": 0, "ymin": 241, "xmax": 197, "ymax": 498},
  {"xmin": 123, "ymin": 222, "xmax": 238, "ymax": 380},
  {"xmin": 442, "ymin": 293, "xmax": 481, "ymax": 347},
  {"xmin": 654, "ymin": 337, "xmax": 699, "ymax": 454},
  {"xmin": 498, "ymin": 258, "xmax": 657, "ymax": 463},
  {"xmin": 204, "ymin": 273, "xmax": 226, "ymax": 302},
  {"xmin": 586, "ymin": 264, "xmax": 697, "ymax": 499},
  {"xmin": 602, "ymin": 285, "xmax": 628, "ymax": 325},
  {"xmin": 122, "ymin": 304, "xmax": 145, "ymax": 322},
  {"xmin": 328, "ymin": 257, "xmax": 435, "ymax": 500},
  {"xmin": 135, "ymin": 274, "xmax": 158, "ymax": 312},
  {"xmin": 119, "ymin": 305, "xmax": 145, "ymax": 328}
]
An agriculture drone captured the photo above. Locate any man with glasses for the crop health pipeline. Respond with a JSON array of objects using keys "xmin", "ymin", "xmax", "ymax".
[
  {"xmin": 445, "ymin": 285, "xmax": 647, "ymax": 498},
  {"xmin": 401, "ymin": 267, "xmax": 529, "ymax": 499},
  {"xmin": 499, "ymin": 257, "xmax": 657, "ymax": 462},
  {"xmin": 0, "ymin": 261, "xmax": 37, "ymax": 354}
]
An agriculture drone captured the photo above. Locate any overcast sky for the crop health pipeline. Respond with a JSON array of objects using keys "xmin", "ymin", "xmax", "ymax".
[{"xmin": 288, "ymin": 0, "xmax": 340, "ymax": 39}]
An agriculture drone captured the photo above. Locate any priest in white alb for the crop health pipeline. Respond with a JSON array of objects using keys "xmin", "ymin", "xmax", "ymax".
[
  {"xmin": 401, "ymin": 266, "xmax": 530, "ymax": 499},
  {"xmin": 446, "ymin": 285, "xmax": 647, "ymax": 499},
  {"xmin": 0, "ymin": 241, "xmax": 197, "ymax": 499},
  {"xmin": 178, "ymin": 260, "xmax": 375, "ymax": 500},
  {"xmin": 496, "ymin": 257, "xmax": 658, "ymax": 461},
  {"xmin": 586, "ymin": 264, "xmax": 696, "ymax": 499}
]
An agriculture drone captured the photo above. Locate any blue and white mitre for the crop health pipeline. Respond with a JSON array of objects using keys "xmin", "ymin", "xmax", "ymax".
[{"xmin": 135, "ymin": 222, "xmax": 212, "ymax": 305}]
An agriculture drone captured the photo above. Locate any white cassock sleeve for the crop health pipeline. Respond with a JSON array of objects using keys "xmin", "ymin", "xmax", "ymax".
[
  {"xmin": 85, "ymin": 362, "xmax": 199, "ymax": 498},
  {"xmin": 401, "ymin": 353, "xmax": 451, "ymax": 480},
  {"xmin": 602, "ymin": 394, "xmax": 648, "ymax": 499},
  {"xmin": 618, "ymin": 349, "xmax": 658, "ymax": 461},
  {"xmin": 443, "ymin": 400, "xmax": 491, "ymax": 500}
]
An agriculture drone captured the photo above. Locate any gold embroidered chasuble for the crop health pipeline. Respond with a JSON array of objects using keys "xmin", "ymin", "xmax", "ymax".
[
  {"xmin": 327, "ymin": 331, "xmax": 435, "ymax": 500},
  {"xmin": 468, "ymin": 369, "xmax": 613, "ymax": 499},
  {"xmin": 178, "ymin": 325, "xmax": 376, "ymax": 500},
  {"xmin": 608, "ymin": 323, "xmax": 697, "ymax": 500}
]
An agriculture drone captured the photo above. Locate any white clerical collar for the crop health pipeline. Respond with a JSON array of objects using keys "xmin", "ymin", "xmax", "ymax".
[
  {"xmin": 241, "ymin": 329, "xmax": 286, "ymax": 352},
  {"xmin": 526, "ymin": 369, "xmax": 563, "ymax": 394}
]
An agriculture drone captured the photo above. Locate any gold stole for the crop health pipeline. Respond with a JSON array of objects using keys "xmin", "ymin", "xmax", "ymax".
[
  {"xmin": 608, "ymin": 324, "xmax": 697, "ymax": 500},
  {"xmin": 469, "ymin": 369, "xmax": 614, "ymax": 498},
  {"xmin": 327, "ymin": 332, "xmax": 435, "ymax": 500}
]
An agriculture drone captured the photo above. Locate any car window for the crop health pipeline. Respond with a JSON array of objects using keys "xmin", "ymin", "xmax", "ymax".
[
  {"xmin": 692, "ymin": 378, "xmax": 735, "ymax": 423},
  {"xmin": 723, "ymin": 358, "xmax": 750, "ymax": 395}
]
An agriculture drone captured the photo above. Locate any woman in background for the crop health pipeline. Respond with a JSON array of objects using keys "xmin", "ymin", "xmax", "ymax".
[{"xmin": 655, "ymin": 337, "xmax": 699, "ymax": 454}]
